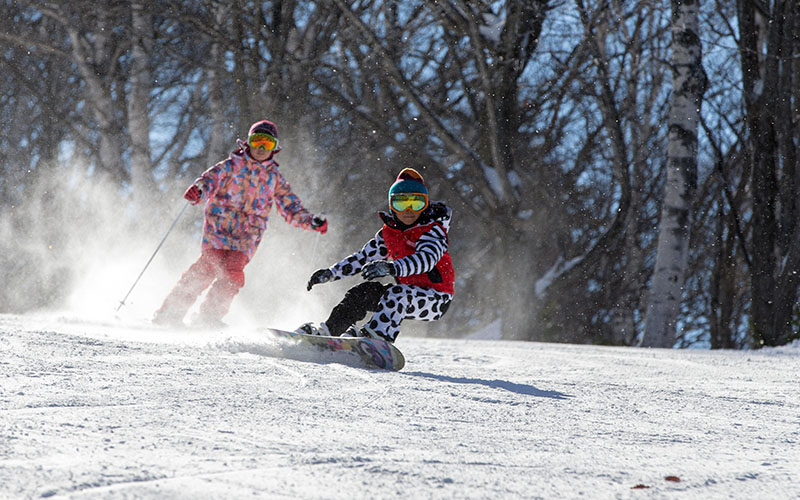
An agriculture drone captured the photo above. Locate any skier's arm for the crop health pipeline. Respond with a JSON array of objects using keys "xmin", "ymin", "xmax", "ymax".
[
  {"xmin": 392, "ymin": 224, "xmax": 448, "ymax": 277},
  {"xmin": 329, "ymin": 230, "xmax": 388, "ymax": 280},
  {"xmin": 273, "ymin": 171, "xmax": 314, "ymax": 229},
  {"xmin": 192, "ymin": 160, "xmax": 228, "ymax": 202}
]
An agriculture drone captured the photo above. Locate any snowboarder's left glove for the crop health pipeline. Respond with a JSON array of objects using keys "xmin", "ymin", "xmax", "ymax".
[
  {"xmin": 310, "ymin": 216, "xmax": 328, "ymax": 234},
  {"xmin": 307, "ymin": 269, "xmax": 333, "ymax": 291},
  {"xmin": 362, "ymin": 261, "xmax": 396, "ymax": 280}
]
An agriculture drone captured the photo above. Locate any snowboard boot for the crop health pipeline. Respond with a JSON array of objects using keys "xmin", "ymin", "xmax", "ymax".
[
  {"xmin": 344, "ymin": 325, "xmax": 396, "ymax": 342},
  {"xmin": 295, "ymin": 322, "xmax": 331, "ymax": 337},
  {"xmin": 342, "ymin": 324, "xmax": 385, "ymax": 340}
]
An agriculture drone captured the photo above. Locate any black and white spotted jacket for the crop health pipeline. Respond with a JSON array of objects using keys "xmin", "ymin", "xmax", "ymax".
[{"xmin": 328, "ymin": 202, "xmax": 452, "ymax": 287}]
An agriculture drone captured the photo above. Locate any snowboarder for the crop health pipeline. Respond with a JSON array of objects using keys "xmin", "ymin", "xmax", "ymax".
[
  {"xmin": 298, "ymin": 168, "xmax": 453, "ymax": 343},
  {"xmin": 153, "ymin": 120, "xmax": 327, "ymax": 328}
]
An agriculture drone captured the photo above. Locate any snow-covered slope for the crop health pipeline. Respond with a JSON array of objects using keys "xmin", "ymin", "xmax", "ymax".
[{"xmin": 1, "ymin": 313, "xmax": 798, "ymax": 499}]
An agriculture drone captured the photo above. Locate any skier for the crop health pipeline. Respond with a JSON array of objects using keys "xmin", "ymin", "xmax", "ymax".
[
  {"xmin": 153, "ymin": 120, "xmax": 327, "ymax": 328},
  {"xmin": 298, "ymin": 168, "xmax": 453, "ymax": 343}
]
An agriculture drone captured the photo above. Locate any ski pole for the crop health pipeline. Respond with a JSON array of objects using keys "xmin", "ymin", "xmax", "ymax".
[
  {"xmin": 311, "ymin": 231, "xmax": 322, "ymax": 263},
  {"xmin": 310, "ymin": 211, "xmax": 325, "ymax": 263},
  {"xmin": 116, "ymin": 201, "xmax": 190, "ymax": 312}
]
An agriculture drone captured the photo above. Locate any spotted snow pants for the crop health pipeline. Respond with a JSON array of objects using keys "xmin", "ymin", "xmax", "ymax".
[{"xmin": 324, "ymin": 281, "xmax": 452, "ymax": 342}]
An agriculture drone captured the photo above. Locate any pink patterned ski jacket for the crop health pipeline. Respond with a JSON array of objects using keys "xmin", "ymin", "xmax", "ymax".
[{"xmin": 192, "ymin": 147, "xmax": 314, "ymax": 260}]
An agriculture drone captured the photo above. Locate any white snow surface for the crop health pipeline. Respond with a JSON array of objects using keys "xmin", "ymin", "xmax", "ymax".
[{"xmin": 1, "ymin": 313, "xmax": 799, "ymax": 499}]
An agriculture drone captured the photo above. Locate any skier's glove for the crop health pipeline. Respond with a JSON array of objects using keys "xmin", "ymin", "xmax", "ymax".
[
  {"xmin": 307, "ymin": 269, "xmax": 333, "ymax": 291},
  {"xmin": 184, "ymin": 185, "xmax": 202, "ymax": 204},
  {"xmin": 310, "ymin": 216, "xmax": 328, "ymax": 234},
  {"xmin": 362, "ymin": 261, "xmax": 396, "ymax": 280}
]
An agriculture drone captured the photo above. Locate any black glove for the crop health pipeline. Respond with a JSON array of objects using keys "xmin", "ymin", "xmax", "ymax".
[
  {"xmin": 362, "ymin": 261, "xmax": 396, "ymax": 280},
  {"xmin": 307, "ymin": 269, "xmax": 333, "ymax": 291},
  {"xmin": 310, "ymin": 215, "xmax": 328, "ymax": 234}
]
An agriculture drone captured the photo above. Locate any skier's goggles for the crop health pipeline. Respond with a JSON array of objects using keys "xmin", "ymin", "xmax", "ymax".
[
  {"xmin": 248, "ymin": 133, "xmax": 278, "ymax": 151},
  {"xmin": 390, "ymin": 193, "xmax": 428, "ymax": 213}
]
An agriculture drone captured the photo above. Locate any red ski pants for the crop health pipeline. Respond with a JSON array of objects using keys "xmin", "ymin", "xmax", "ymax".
[{"xmin": 155, "ymin": 249, "xmax": 249, "ymax": 323}]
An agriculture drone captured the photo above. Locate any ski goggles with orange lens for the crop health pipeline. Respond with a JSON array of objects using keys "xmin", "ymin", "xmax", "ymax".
[
  {"xmin": 390, "ymin": 193, "xmax": 428, "ymax": 213},
  {"xmin": 248, "ymin": 132, "xmax": 278, "ymax": 151}
]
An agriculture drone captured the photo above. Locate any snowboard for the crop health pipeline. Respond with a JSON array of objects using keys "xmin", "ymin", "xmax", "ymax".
[{"xmin": 262, "ymin": 328, "xmax": 405, "ymax": 371}]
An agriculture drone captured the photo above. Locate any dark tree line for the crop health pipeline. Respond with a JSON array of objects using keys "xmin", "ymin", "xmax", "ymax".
[{"xmin": 1, "ymin": 0, "xmax": 798, "ymax": 348}]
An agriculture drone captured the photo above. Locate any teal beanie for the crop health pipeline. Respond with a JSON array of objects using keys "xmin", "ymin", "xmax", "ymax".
[{"xmin": 389, "ymin": 179, "xmax": 427, "ymax": 196}]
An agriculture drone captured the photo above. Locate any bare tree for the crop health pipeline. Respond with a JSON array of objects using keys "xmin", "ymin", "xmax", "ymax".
[
  {"xmin": 1, "ymin": 0, "xmax": 796, "ymax": 347},
  {"xmin": 59, "ymin": 2, "xmax": 128, "ymax": 179},
  {"xmin": 128, "ymin": 0, "xmax": 156, "ymax": 211},
  {"xmin": 540, "ymin": 0, "xmax": 671, "ymax": 345},
  {"xmin": 738, "ymin": 0, "xmax": 800, "ymax": 347},
  {"xmin": 324, "ymin": 0, "xmax": 565, "ymax": 338},
  {"xmin": 641, "ymin": 0, "xmax": 706, "ymax": 347},
  {"xmin": 204, "ymin": 1, "xmax": 230, "ymax": 165}
]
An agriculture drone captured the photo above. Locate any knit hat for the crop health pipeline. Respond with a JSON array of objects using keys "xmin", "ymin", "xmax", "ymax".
[
  {"xmin": 389, "ymin": 168, "xmax": 428, "ymax": 197},
  {"xmin": 248, "ymin": 120, "xmax": 278, "ymax": 138}
]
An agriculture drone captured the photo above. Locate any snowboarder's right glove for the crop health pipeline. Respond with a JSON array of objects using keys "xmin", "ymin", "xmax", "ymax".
[
  {"xmin": 362, "ymin": 261, "xmax": 396, "ymax": 280},
  {"xmin": 307, "ymin": 269, "xmax": 333, "ymax": 291},
  {"xmin": 184, "ymin": 185, "xmax": 202, "ymax": 204}
]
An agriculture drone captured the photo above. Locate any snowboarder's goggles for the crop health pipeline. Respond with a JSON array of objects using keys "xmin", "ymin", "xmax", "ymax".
[
  {"xmin": 390, "ymin": 193, "xmax": 428, "ymax": 213},
  {"xmin": 248, "ymin": 133, "xmax": 278, "ymax": 151}
]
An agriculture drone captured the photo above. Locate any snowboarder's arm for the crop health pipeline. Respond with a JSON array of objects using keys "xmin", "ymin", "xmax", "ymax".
[
  {"xmin": 329, "ymin": 230, "xmax": 388, "ymax": 280},
  {"xmin": 392, "ymin": 224, "xmax": 448, "ymax": 277}
]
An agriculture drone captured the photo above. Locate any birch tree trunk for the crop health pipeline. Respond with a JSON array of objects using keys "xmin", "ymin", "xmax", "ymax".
[
  {"xmin": 641, "ymin": 0, "xmax": 705, "ymax": 347},
  {"xmin": 128, "ymin": 0, "xmax": 155, "ymax": 211}
]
